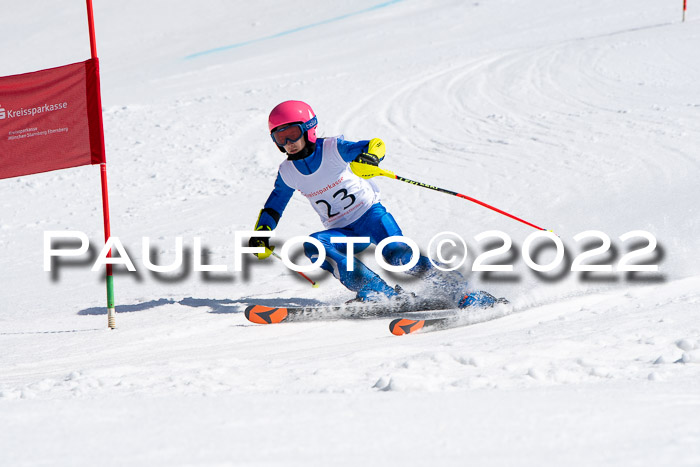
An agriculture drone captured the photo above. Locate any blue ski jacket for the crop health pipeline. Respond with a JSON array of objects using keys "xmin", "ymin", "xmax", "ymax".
[{"xmin": 257, "ymin": 137, "xmax": 370, "ymax": 229}]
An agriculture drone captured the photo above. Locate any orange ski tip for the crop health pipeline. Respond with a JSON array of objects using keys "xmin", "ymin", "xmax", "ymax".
[
  {"xmin": 389, "ymin": 318, "xmax": 425, "ymax": 336},
  {"xmin": 244, "ymin": 305, "xmax": 288, "ymax": 324}
]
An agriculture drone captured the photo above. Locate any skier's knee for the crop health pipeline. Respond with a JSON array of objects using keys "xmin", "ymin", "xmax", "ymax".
[
  {"xmin": 381, "ymin": 242, "xmax": 414, "ymax": 267},
  {"xmin": 382, "ymin": 243, "xmax": 433, "ymax": 276},
  {"xmin": 303, "ymin": 238, "xmax": 325, "ymax": 261}
]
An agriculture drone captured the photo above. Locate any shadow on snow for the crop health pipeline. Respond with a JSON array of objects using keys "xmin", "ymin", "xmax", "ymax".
[{"xmin": 77, "ymin": 296, "xmax": 326, "ymax": 316}]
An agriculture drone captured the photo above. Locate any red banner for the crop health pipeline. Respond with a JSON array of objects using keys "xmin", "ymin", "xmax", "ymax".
[{"xmin": 0, "ymin": 59, "xmax": 105, "ymax": 180}]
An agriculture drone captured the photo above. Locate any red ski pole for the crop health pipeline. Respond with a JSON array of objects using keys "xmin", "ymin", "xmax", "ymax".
[
  {"xmin": 353, "ymin": 164, "xmax": 549, "ymax": 231},
  {"xmin": 271, "ymin": 251, "xmax": 319, "ymax": 288}
]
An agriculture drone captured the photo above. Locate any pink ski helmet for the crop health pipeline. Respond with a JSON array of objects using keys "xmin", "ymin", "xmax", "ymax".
[{"xmin": 268, "ymin": 100, "xmax": 318, "ymax": 145}]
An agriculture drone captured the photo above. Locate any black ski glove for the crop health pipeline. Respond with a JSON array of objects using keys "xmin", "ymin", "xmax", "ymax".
[{"xmin": 248, "ymin": 225, "xmax": 274, "ymax": 259}]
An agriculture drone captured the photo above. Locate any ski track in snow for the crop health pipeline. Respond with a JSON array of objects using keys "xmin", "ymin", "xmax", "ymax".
[{"xmin": 1, "ymin": 0, "xmax": 700, "ymax": 465}]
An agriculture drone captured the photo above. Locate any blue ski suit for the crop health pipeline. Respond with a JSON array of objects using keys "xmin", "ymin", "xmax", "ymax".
[{"xmin": 255, "ymin": 137, "xmax": 467, "ymax": 302}]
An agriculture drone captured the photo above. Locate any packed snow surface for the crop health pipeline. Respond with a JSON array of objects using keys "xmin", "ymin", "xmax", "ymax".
[{"xmin": 1, "ymin": 0, "xmax": 699, "ymax": 465}]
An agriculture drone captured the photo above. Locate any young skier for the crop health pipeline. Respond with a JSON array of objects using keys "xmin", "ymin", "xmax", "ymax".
[{"xmin": 248, "ymin": 100, "xmax": 500, "ymax": 308}]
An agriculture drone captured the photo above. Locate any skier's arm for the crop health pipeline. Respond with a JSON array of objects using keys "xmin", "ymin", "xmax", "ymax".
[
  {"xmin": 336, "ymin": 138, "xmax": 386, "ymax": 164},
  {"xmin": 248, "ymin": 172, "xmax": 294, "ymax": 259}
]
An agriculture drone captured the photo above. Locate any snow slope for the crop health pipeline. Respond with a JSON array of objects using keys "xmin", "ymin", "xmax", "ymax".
[{"xmin": 1, "ymin": 0, "xmax": 699, "ymax": 465}]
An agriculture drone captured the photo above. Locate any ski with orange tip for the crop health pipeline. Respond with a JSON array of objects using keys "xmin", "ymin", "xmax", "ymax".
[
  {"xmin": 389, "ymin": 298, "xmax": 512, "ymax": 335},
  {"xmin": 389, "ymin": 316, "xmax": 461, "ymax": 335},
  {"xmin": 244, "ymin": 298, "xmax": 454, "ymax": 325}
]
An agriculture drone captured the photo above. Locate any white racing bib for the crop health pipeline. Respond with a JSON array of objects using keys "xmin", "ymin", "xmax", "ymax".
[{"xmin": 278, "ymin": 137, "xmax": 380, "ymax": 229}]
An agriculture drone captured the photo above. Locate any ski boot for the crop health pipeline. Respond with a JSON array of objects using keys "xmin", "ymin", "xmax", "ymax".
[
  {"xmin": 458, "ymin": 291, "xmax": 509, "ymax": 309},
  {"xmin": 346, "ymin": 284, "xmax": 414, "ymax": 305}
]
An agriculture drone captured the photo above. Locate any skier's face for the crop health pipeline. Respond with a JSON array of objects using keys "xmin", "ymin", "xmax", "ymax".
[{"xmin": 283, "ymin": 137, "xmax": 306, "ymax": 155}]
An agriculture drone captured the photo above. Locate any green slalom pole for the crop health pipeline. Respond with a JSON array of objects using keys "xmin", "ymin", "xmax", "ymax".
[
  {"xmin": 88, "ymin": 1, "xmax": 117, "ymax": 329},
  {"xmin": 106, "ymin": 274, "xmax": 116, "ymax": 328}
]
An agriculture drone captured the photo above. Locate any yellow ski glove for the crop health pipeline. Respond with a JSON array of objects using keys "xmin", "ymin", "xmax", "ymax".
[
  {"xmin": 351, "ymin": 138, "xmax": 393, "ymax": 179},
  {"xmin": 248, "ymin": 225, "xmax": 274, "ymax": 260}
]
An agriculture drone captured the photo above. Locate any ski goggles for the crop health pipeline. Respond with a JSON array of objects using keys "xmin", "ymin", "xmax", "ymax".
[{"xmin": 270, "ymin": 116, "xmax": 317, "ymax": 146}]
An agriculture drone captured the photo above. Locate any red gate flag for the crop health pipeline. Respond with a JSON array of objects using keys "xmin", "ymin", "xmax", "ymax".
[{"xmin": 0, "ymin": 59, "xmax": 105, "ymax": 179}]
